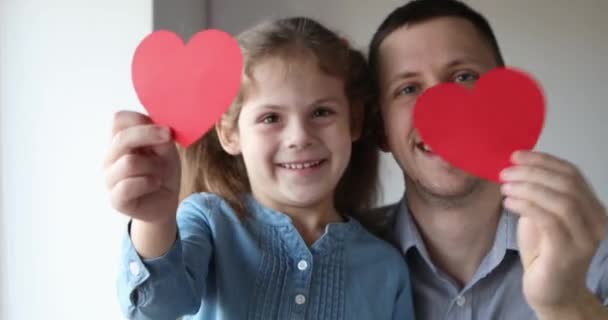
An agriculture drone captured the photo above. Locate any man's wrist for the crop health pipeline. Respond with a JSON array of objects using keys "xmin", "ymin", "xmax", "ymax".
[{"xmin": 534, "ymin": 290, "xmax": 607, "ymax": 320}]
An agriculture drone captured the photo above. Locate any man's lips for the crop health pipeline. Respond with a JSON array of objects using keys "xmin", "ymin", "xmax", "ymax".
[{"xmin": 415, "ymin": 141, "xmax": 433, "ymax": 153}]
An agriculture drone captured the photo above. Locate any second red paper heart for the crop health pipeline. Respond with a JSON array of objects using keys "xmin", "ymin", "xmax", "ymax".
[{"xmin": 413, "ymin": 68, "xmax": 545, "ymax": 183}]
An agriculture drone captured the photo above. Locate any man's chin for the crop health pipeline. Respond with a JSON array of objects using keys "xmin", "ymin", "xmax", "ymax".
[{"xmin": 406, "ymin": 175, "xmax": 484, "ymax": 206}]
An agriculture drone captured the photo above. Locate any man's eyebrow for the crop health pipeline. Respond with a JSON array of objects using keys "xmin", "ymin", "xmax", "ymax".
[
  {"xmin": 387, "ymin": 70, "xmax": 420, "ymax": 88},
  {"xmin": 445, "ymin": 57, "xmax": 486, "ymax": 68},
  {"xmin": 385, "ymin": 57, "xmax": 488, "ymax": 89}
]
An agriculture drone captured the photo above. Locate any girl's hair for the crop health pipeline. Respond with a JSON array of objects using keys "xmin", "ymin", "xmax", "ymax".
[{"xmin": 179, "ymin": 17, "xmax": 383, "ymax": 230}]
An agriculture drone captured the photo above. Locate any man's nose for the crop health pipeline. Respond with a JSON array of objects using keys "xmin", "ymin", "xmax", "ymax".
[{"xmin": 423, "ymin": 75, "xmax": 444, "ymax": 91}]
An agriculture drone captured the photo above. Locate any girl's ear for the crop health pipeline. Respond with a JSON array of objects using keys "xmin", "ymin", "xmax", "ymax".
[
  {"xmin": 216, "ymin": 120, "xmax": 241, "ymax": 155},
  {"xmin": 350, "ymin": 102, "xmax": 364, "ymax": 142}
]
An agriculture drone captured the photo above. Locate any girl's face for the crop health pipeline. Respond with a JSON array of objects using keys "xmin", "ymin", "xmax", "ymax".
[{"xmin": 219, "ymin": 56, "xmax": 359, "ymax": 214}]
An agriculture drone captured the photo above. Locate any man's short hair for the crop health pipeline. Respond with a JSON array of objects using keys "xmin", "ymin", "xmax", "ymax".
[
  {"xmin": 367, "ymin": 0, "xmax": 506, "ymax": 143},
  {"xmin": 369, "ymin": 0, "xmax": 505, "ymax": 82}
]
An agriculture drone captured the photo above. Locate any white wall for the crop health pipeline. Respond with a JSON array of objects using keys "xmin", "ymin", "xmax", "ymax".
[
  {"xmin": 0, "ymin": 1, "xmax": 151, "ymax": 319},
  {"xmin": 209, "ymin": 0, "xmax": 608, "ymax": 205}
]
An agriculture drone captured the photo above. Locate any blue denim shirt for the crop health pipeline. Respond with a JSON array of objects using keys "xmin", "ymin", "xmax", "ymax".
[
  {"xmin": 390, "ymin": 198, "xmax": 608, "ymax": 320},
  {"xmin": 118, "ymin": 193, "xmax": 415, "ymax": 320}
]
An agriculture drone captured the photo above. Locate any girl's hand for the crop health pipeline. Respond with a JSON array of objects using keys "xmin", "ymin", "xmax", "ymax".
[{"xmin": 104, "ymin": 111, "xmax": 181, "ymax": 225}]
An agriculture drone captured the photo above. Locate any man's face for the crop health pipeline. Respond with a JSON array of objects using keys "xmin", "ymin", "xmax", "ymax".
[{"xmin": 377, "ymin": 17, "xmax": 499, "ymax": 199}]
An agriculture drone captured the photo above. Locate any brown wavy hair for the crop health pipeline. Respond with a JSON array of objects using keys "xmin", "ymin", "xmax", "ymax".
[{"xmin": 179, "ymin": 17, "xmax": 383, "ymax": 231}]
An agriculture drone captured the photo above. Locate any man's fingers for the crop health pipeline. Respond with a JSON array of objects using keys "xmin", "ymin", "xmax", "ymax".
[
  {"xmin": 510, "ymin": 151, "xmax": 580, "ymax": 177},
  {"xmin": 502, "ymin": 182, "xmax": 593, "ymax": 247},
  {"xmin": 500, "ymin": 164, "xmax": 583, "ymax": 196},
  {"xmin": 501, "ymin": 155, "xmax": 607, "ymax": 244},
  {"xmin": 504, "ymin": 196, "xmax": 572, "ymax": 245}
]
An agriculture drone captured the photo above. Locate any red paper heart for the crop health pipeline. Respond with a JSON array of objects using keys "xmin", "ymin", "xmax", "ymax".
[
  {"xmin": 413, "ymin": 68, "xmax": 545, "ymax": 182},
  {"xmin": 132, "ymin": 29, "xmax": 242, "ymax": 147}
]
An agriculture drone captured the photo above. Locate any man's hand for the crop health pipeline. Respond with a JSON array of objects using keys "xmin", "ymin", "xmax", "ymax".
[{"xmin": 500, "ymin": 150, "xmax": 607, "ymax": 319}]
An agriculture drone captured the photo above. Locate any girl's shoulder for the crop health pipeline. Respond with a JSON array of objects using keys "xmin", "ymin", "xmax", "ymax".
[{"xmin": 177, "ymin": 192, "xmax": 244, "ymax": 225}]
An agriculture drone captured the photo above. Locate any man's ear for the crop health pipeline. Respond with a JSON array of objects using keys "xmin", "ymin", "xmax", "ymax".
[
  {"xmin": 216, "ymin": 120, "xmax": 241, "ymax": 155},
  {"xmin": 350, "ymin": 101, "xmax": 391, "ymax": 152}
]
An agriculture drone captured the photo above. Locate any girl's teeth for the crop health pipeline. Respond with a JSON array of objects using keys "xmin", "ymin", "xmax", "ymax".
[{"xmin": 282, "ymin": 160, "xmax": 321, "ymax": 169}]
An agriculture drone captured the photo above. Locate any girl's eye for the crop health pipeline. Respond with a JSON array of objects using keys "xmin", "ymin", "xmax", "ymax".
[
  {"xmin": 260, "ymin": 113, "xmax": 279, "ymax": 124},
  {"xmin": 454, "ymin": 72, "xmax": 479, "ymax": 84},
  {"xmin": 396, "ymin": 85, "xmax": 418, "ymax": 97},
  {"xmin": 312, "ymin": 107, "xmax": 335, "ymax": 118}
]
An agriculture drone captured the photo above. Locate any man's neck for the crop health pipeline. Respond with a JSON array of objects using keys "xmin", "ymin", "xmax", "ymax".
[{"xmin": 407, "ymin": 182, "xmax": 503, "ymax": 288}]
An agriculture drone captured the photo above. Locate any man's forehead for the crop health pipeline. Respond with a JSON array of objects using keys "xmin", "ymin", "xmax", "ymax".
[
  {"xmin": 377, "ymin": 17, "xmax": 496, "ymax": 75},
  {"xmin": 382, "ymin": 18, "xmax": 487, "ymax": 55}
]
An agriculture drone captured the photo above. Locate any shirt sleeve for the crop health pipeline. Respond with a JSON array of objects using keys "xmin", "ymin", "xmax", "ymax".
[
  {"xmin": 588, "ymin": 224, "xmax": 608, "ymax": 307},
  {"xmin": 392, "ymin": 260, "xmax": 416, "ymax": 320},
  {"xmin": 600, "ymin": 249, "xmax": 608, "ymax": 307},
  {"xmin": 117, "ymin": 194, "xmax": 215, "ymax": 320}
]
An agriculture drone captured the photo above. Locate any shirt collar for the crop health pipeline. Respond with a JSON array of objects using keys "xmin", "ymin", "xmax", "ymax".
[
  {"xmin": 243, "ymin": 193, "xmax": 358, "ymax": 233},
  {"xmin": 392, "ymin": 196, "xmax": 520, "ymax": 277}
]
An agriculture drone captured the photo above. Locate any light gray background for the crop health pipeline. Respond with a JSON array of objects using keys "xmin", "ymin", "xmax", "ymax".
[
  {"xmin": 162, "ymin": 0, "xmax": 608, "ymax": 204},
  {"xmin": 1, "ymin": 1, "xmax": 606, "ymax": 319}
]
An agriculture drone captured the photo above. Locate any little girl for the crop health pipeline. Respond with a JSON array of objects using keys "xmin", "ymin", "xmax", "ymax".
[{"xmin": 105, "ymin": 17, "xmax": 414, "ymax": 320}]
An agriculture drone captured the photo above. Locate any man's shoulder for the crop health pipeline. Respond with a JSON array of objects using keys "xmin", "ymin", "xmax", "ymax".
[
  {"xmin": 590, "ymin": 223, "xmax": 608, "ymax": 267},
  {"xmin": 369, "ymin": 202, "xmax": 401, "ymax": 217},
  {"xmin": 364, "ymin": 201, "xmax": 402, "ymax": 242}
]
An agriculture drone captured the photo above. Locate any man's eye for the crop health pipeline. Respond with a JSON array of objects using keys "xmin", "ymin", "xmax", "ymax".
[
  {"xmin": 454, "ymin": 72, "xmax": 479, "ymax": 83},
  {"xmin": 396, "ymin": 85, "xmax": 418, "ymax": 97}
]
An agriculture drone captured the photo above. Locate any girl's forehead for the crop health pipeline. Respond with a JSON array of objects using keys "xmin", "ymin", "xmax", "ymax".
[{"xmin": 251, "ymin": 53, "xmax": 318, "ymax": 76}]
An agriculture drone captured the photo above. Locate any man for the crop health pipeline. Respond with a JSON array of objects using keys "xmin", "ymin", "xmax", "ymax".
[{"xmin": 369, "ymin": 0, "xmax": 608, "ymax": 319}]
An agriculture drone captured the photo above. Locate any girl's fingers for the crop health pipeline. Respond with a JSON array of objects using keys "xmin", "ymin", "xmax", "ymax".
[
  {"xmin": 111, "ymin": 111, "xmax": 152, "ymax": 136},
  {"xmin": 105, "ymin": 153, "xmax": 163, "ymax": 189},
  {"xmin": 104, "ymin": 124, "xmax": 171, "ymax": 167},
  {"xmin": 110, "ymin": 176, "xmax": 161, "ymax": 213}
]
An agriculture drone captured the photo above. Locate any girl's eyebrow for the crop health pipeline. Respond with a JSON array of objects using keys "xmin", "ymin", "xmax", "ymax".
[
  {"xmin": 309, "ymin": 97, "xmax": 342, "ymax": 106},
  {"xmin": 252, "ymin": 97, "xmax": 343, "ymax": 111},
  {"xmin": 249, "ymin": 103, "xmax": 284, "ymax": 112}
]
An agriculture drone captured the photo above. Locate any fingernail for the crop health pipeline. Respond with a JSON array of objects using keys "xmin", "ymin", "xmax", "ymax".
[
  {"xmin": 157, "ymin": 127, "xmax": 170, "ymax": 141},
  {"xmin": 500, "ymin": 168, "xmax": 513, "ymax": 180},
  {"xmin": 511, "ymin": 150, "xmax": 525, "ymax": 162},
  {"xmin": 510, "ymin": 152, "xmax": 517, "ymax": 162},
  {"xmin": 501, "ymin": 183, "xmax": 512, "ymax": 194}
]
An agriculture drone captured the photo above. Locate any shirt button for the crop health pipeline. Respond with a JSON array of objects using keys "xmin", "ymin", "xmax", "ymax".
[
  {"xmin": 295, "ymin": 294, "xmax": 306, "ymax": 305},
  {"xmin": 297, "ymin": 260, "xmax": 308, "ymax": 271},
  {"xmin": 129, "ymin": 262, "xmax": 140, "ymax": 276},
  {"xmin": 456, "ymin": 295, "xmax": 466, "ymax": 306}
]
